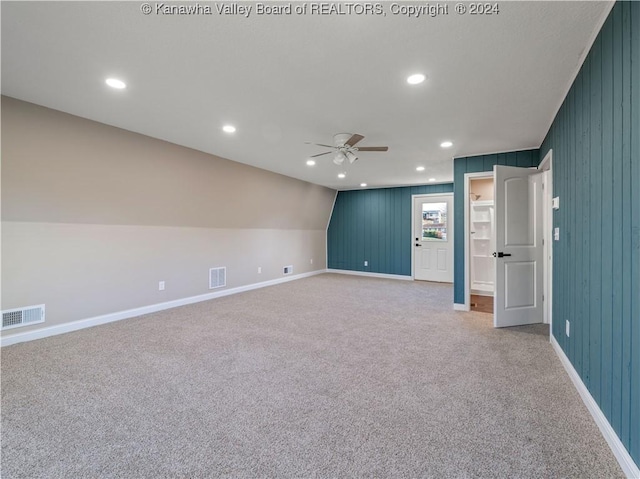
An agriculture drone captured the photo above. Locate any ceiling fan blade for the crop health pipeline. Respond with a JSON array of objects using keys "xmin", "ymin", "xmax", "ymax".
[
  {"xmin": 309, "ymin": 151, "xmax": 333, "ymax": 158},
  {"xmin": 305, "ymin": 142, "xmax": 335, "ymax": 148},
  {"xmin": 345, "ymin": 134, "xmax": 365, "ymax": 147},
  {"xmin": 357, "ymin": 146, "xmax": 389, "ymax": 152}
]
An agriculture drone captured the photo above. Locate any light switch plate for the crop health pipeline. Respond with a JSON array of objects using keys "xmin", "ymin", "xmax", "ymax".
[
  {"xmin": 554, "ymin": 227, "xmax": 560, "ymax": 241},
  {"xmin": 552, "ymin": 197, "xmax": 560, "ymax": 210}
]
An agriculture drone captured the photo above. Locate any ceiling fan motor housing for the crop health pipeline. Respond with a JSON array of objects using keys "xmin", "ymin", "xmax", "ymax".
[{"xmin": 333, "ymin": 133, "xmax": 353, "ymax": 147}]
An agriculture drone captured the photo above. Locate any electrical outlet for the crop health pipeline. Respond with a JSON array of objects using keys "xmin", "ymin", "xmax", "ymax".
[
  {"xmin": 566, "ymin": 320, "xmax": 570, "ymax": 337},
  {"xmin": 364, "ymin": 260, "xmax": 368, "ymax": 266},
  {"xmin": 283, "ymin": 265, "xmax": 293, "ymax": 275},
  {"xmin": 258, "ymin": 267, "xmax": 262, "ymax": 274},
  {"xmin": 158, "ymin": 281, "xmax": 165, "ymax": 291}
]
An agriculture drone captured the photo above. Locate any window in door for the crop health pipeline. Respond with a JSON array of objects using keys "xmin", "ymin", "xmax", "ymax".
[{"xmin": 422, "ymin": 202, "xmax": 447, "ymax": 241}]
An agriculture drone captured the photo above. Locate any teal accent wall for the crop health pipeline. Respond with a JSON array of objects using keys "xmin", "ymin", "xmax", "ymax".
[
  {"xmin": 452, "ymin": 149, "xmax": 540, "ymax": 304},
  {"xmin": 540, "ymin": 1, "xmax": 639, "ymax": 465},
  {"xmin": 327, "ymin": 184, "xmax": 453, "ymax": 275}
]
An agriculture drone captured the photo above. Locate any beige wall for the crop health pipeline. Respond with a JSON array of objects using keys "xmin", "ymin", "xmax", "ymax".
[
  {"xmin": 469, "ymin": 178, "xmax": 494, "ymax": 201},
  {"xmin": 1, "ymin": 97, "xmax": 336, "ymax": 337}
]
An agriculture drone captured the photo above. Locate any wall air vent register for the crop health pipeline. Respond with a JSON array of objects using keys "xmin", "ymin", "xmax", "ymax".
[
  {"xmin": 209, "ymin": 267, "xmax": 226, "ymax": 289},
  {"xmin": 2, "ymin": 305, "xmax": 45, "ymax": 330}
]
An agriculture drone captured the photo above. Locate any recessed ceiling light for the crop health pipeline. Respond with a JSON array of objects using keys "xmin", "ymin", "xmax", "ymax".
[
  {"xmin": 105, "ymin": 78, "xmax": 126, "ymax": 89},
  {"xmin": 360, "ymin": 183, "xmax": 367, "ymax": 187},
  {"xmin": 440, "ymin": 141, "xmax": 453, "ymax": 148},
  {"xmin": 223, "ymin": 125, "xmax": 236, "ymax": 133},
  {"xmin": 416, "ymin": 166, "xmax": 425, "ymax": 172},
  {"xmin": 338, "ymin": 173, "xmax": 346, "ymax": 179},
  {"xmin": 428, "ymin": 178, "xmax": 436, "ymax": 182},
  {"xmin": 306, "ymin": 159, "xmax": 316, "ymax": 166},
  {"xmin": 407, "ymin": 73, "xmax": 426, "ymax": 85}
]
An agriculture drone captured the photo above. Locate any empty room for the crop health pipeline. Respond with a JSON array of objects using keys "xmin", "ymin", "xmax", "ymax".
[{"xmin": 1, "ymin": 1, "xmax": 638, "ymax": 477}]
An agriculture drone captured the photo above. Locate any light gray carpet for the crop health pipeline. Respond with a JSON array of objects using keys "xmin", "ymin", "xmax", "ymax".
[{"xmin": 1, "ymin": 274, "xmax": 623, "ymax": 478}]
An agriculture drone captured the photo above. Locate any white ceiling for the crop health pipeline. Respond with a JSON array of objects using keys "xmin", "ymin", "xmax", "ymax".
[{"xmin": 1, "ymin": 1, "xmax": 612, "ymax": 190}]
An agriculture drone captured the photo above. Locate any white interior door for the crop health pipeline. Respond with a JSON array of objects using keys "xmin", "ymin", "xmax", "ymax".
[
  {"xmin": 494, "ymin": 166, "xmax": 543, "ymax": 327},
  {"xmin": 413, "ymin": 194, "xmax": 453, "ymax": 282}
]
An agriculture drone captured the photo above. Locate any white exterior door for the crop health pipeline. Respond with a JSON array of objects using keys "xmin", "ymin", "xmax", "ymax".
[
  {"xmin": 494, "ymin": 166, "xmax": 544, "ymax": 327},
  {"xmin": 413, "ymin": 194, "xmax": 453, "ymax": 283}
]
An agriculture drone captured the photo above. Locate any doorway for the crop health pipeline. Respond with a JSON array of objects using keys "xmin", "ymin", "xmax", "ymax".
[
  {"xmin": 464, "ymin": 172, "xmax": 494, "ymax": 312},
  {"xmin": 412, "ymin": 193, "xmax": 454, "ymax": 282},
  {"xmin": 463, "ymin": 153, "xmax": 553, "ymax": 328},
  {"xmin": 469, "ymin": 177, "xmax": 495, "ymax": 313}
]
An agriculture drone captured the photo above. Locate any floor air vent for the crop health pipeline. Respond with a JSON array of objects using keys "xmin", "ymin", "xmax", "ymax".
[
  {"xmin": 2, "ymin": 305, "xmax": 45, "ymax": 330},
  {"xmin": 209, "ymin": 267, "xmax": 226, "ymax": 289}
]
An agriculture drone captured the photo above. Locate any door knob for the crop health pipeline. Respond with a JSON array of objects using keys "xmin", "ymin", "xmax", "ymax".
[{"xmin": 493, "ymin": 252, "xmax": 511, "ymax": 258}]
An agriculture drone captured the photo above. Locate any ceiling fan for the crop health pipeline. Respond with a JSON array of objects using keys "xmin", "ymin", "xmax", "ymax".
[{"xmin": 306, "ymin": 133, "xmax": 389, "ymax": 165}]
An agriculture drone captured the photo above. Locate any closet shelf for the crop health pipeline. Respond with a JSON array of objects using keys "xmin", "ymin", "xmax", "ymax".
[{"xmin": 470, "ymin": 199, "xmax": 495, "ymax": 295}]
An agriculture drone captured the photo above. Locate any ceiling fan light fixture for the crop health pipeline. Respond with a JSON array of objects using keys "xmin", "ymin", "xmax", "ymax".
[
  {"xmin": 345, "ymin": 151, "xmax": 358, "ymax": 164},
  {"xmin": 333, "ymin": 152, "xmax": 346, "ymax": 165}
]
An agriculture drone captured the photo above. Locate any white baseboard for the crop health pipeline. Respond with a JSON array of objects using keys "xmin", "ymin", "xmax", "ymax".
[
  {"xmin": 454, "ymin": 303, "xmax": 469, "ymax": 311},
  {"xmin": 326, "ymin": 269, "xmax": 412, "ymax": 281},
  {"xmin": 1, "ymin": 270, "xmax": 325, "ymax": 347},
  {"xmin": 551, "ymin": 336, "xmax": 640, "ymax": 479}
]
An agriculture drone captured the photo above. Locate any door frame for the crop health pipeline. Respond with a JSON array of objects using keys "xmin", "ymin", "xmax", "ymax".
[
  {"xmin": 539, "ymin": 149, "xmax": 554, "ymax": 327},
  {"xmin": 463, "ymin": 172, "xmax": 493, "ymax": 311},
  {"xmin": 411, "ymin": 192, "xmax": 454, "ymax": 280}
]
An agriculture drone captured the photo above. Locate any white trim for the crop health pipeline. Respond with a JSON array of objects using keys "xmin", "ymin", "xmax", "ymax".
[
  {"xmin": 0, "ymin": 270, "xmax": 326, "ymax": 347},
  {"xmin": 453, "ymin": 146, "xmax": 540, "ymax": 162},
  {"xmin": 327, "ymin": 269, "xmax": 412, "ymax": 281},
  {"xmin": 539, "ymin": 150, "xmax": 553, "ymax": 328},
  {"xmin": 338, "ymin": 181, "xmax": 452, "ymax": 192},
  {"xmin": 411, "ymin": 195, "xmax": 416, "ymax": 278},
  {"xmin": 453, "ymin": 303, "xmax": 469, "ymax": 311},
  {"xmin": 464, "ymin": 172, "xmax": 493, "ymax": 312},
  {"xmin": 551, "ymin": 336, "xmax": 640, "ymax": 479},
  {"xmin": 538, "ymin": 148, "xmax": 552, "ymax": 171}
]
